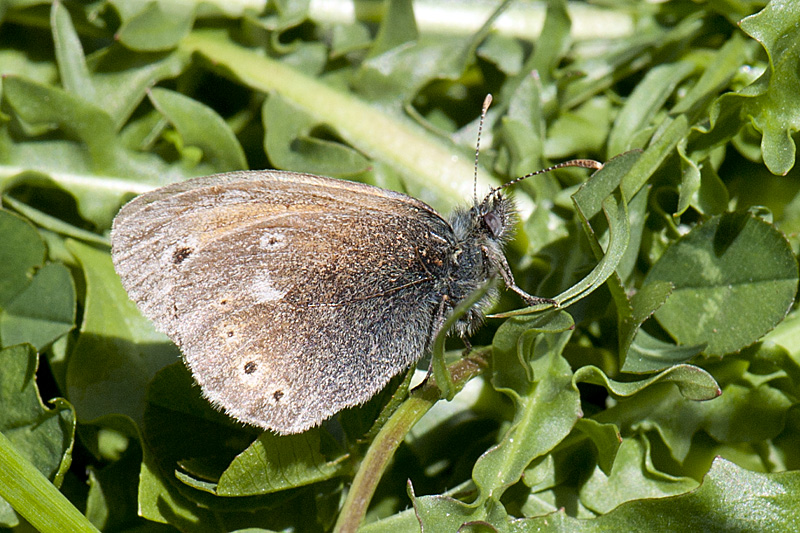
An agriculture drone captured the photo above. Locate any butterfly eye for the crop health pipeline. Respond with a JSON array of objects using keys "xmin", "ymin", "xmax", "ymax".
[{"xmin": 483, "ymin": 210, "xmax": 503, "ymax": 237}]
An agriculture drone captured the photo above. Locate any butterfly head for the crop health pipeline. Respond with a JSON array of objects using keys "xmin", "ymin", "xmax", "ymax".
[{"xmin": 474, "ymin": 188, "xmax": 516, "ymax": 244}]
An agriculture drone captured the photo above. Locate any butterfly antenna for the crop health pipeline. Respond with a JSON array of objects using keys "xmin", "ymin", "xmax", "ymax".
[
  {"xmin": 474, "ymin": 94, "xmax": 493, "ymax": 206},
  {"xmin": 494, "ymin": 159, "xmax": 604, "ymax": 193}
]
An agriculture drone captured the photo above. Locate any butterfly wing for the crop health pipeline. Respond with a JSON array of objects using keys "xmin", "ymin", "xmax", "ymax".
[{"xmin": 111, "ymin": 170, "xmax": 456, "ymax": 434}]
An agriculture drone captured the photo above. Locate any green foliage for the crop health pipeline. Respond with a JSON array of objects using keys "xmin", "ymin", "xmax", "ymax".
[{"xmin": 1, "ymin": 0, "xmax": 799, "ymax": 531}]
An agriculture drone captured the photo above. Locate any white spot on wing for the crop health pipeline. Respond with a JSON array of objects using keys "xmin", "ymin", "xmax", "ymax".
[{"xmin": 251, "ymin": 272, "xmax": 287, "ymax": 303}]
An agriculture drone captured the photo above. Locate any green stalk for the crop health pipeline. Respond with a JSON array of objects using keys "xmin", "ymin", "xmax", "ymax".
[
  {"xmin": 0, "ymin": 431, "xmax": 99, "ymax": 532},
  {"xmin": 333, "ymin": 352, "xmax": 489, "ymax": 533},
  {"xmin": 181, "ymin": 30, "xmax": 496, "ymax": 211}
]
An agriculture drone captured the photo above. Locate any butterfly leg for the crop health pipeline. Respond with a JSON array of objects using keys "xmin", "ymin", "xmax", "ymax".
[
  {"xmin": 460, "ymin": 334, "xmax": 473, "ymax": 356},
  {"xmin": 417, "ymin": 296, "xmax": 451, "ymax": 388},
  {"xmin": 483, "ymin": 245, "xmax": 558, "ymax": 307}
]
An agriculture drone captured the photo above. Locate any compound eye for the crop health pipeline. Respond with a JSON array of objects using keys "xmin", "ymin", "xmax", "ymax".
[{"xmin": 483, "ymin": 211, "xmax": 503, "ymax": 237}]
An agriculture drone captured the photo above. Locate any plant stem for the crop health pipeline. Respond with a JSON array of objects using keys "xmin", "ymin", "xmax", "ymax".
[{"xmin": 333, "ymin": 352, "xmax": 489, "ymax": 533}]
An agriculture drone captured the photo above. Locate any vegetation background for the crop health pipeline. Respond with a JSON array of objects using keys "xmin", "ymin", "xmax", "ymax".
[{"xmin": 1, "ymin": 0, "xmax": 799, "ymax": 531}]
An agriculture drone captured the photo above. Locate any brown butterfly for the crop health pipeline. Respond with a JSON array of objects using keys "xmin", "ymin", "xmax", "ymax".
[{"xmin": 111, "ymin": 96, "xmax": 601, "ymax": 434}]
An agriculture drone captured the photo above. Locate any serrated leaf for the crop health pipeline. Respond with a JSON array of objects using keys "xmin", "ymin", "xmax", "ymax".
[
  {"xmin": 521, "ymin": 458, "xmax": 800, "ymax": 531},
  {"xmin": 574, "ymin": 364, "xmax": 720, "ymax": 402},
  {"xmin": 470, "ymin": 311, "xmax": 580, "ymax": 507},
  {"xmin": 735, "ymin": 0, "xmax": 800, "ymax": 174},
  {"xmin": 579, "ymin": 436, "xmax": 698, "ymax": 514}
]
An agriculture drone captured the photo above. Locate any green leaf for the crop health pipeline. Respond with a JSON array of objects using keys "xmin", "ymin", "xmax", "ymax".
[
  {"xmin": 644, "ymin": 212, "xmax": 798, "ymax": 356},
  {"xmin": 144, "ymin": 362, "xmax": 347, "ymax": 499},
  {"xmin": 262, "ymin": 93, "xmax": 370, "ymax": 176},
  {"xmin": 621, "ymin": 114, "xmax": 690, "ymax": 202},
  {"xmin": 672, "ymin": 33, "xmax": 753, "ymax": 117},
  {"xmin": 527, "ymin": 0, "xmax": 571, "ymax": 83},
  {"xmin": 410, "ymin": 480, "xmax": 510, "ymax": 532},
  {"xmin": 693, "ymin": 161, "xmax": 730, "ymax": 217},
  {"xmin": 618, "ymin": 280, "xmax": 673, "ymax": 371},
  {"xmin": 0, "ymin": 429, "xmax": 96, "ymax": 533},
  {"xmin": 579, "ymin": 435, "xmax": 698, "ymax": 514},
  {"xmin": 0, "ymin": 344, "xmax": 80, "ymax": 530},
  {"xmin": 574, "ymin": 364, "xmax": 720, "ymax": 402},
  {"xmin": 595, "ymin": 360, "xmax": 789, "ymax": 464},
  {"xmin": 84, "ymin": 430, "xmax": 146, "ymax": 531},
  {"xmin": 181, "ymin": 30, "xmax": 497, "ymax": 212},
  {"xmin": 0, "ymin": 209, "xmax": 45, "ymax": 306},
  {"xmin": 1, "ymin": 262, "xmax": 75, "ymax": 351},
  {"xmin": 560, "ymin": 189, "xmax": 629, "ymax": 308},
  {"xmin": 470, "ymin": 311, "xmax": 580, "ymax": 506},
  {"xmin": 0, "ymin": 78, "xmax": 187, "ymax": 228},
  {"xmin": 216, "ymin": 431, "xmax": 347, "ymax": 496},
  {"xmin": 2, "ymin": 75, "xmax": 120, "ymax": 173},
  {"xmin": 149, "ymin": 87, "xmax": 247, "ymax": 173},
  {"xmin": 545, "ymin": 97, "xmax": 610, "ymax": 158},
  {"xmin": 89, "ymin": 49, "xmax": 190, "ymax": 131},
  {"xmin": 143, "ymin": 362, "xmax": 260, "ymax": 491},
  {"xmin": 114, "ymin": 1, "xmax": 195, "ymax": 52},
  {"xmin": 430, "ymin": 279, "xmax": 496, "ymax": 401},
  {"xmin": 701, "ymin": 381, "xmax": 792, "ymax": 443},
  {"xmin": 735, "ymin": 0, "xmax": 800, "ymax": 174},
  {"xmin": 624, "ymin": 328, "xmax": 705, "ymax": 373},
  {"xmin": 137, "ymin": 444, "xmax": 218, "ymax": 529},
  {"xmin": 0, "ymin": 344, "xmax": 75, "ymax": 484},
  {"xmin": 2, "ymin": 195, "xmax": 109, "ymax": 247},
  {"xmin": 4, "ymin": 1, "xmax": 800, "ymax": 529},
  {"xmin": 0, "ymin": 209, "xmax": 75, "ymax": 351},
  {"xmin": 367, "ymin": 0, "xmax": 417, "ymax": 58},
  {"xmin": 500, "ymin": 73, "xmax": 546, "ymax": 177},
  {"xmin": 330, "ymin": 22, "xmax": 372, "ymax": 58},
  {"xmin": 65, "ymin": 239, "xmax": 178, "ymax": 424},
  {"xmin": 572, "ymin": 418, "xmax": 621, "ymax": 476},
  {"xmin": 140, "ymin": 363, "xmax": 319, "ymax": 529},
  {"xmin": 51, "ymin": 0, "xmax": 96, "ymax": 102},
  {"xmin": 478, "ymin": 33, "xmax": 525, "ymax": 76},
  {"xmin": 521, "ymin": 458, "xmax": 800, "ymax": 531},
  {"xmin": 498, "ymin": 152, "xmax": 636, "ymax": 318},
  {"xmin": 562, "ymin": 14, "xmax": 704, "ymax": 109},
  {"xmin": 607, "ymin": 61, "xmax": 694, "ymax": 156}
]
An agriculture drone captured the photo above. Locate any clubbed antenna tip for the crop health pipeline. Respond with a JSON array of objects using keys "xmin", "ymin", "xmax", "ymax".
[
  {"xmin": 496, "ymin": 159, "xmax": 604, "ymax": 192},
  {"xmin": 472, "ymin": 94, "xmax": 603, "ymax": 198}
]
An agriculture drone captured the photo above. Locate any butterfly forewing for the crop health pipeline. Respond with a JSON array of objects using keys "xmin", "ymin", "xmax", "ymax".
[{"xmin": 111, "ymin": 171, "xmax": 456, "ymax": 434}]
